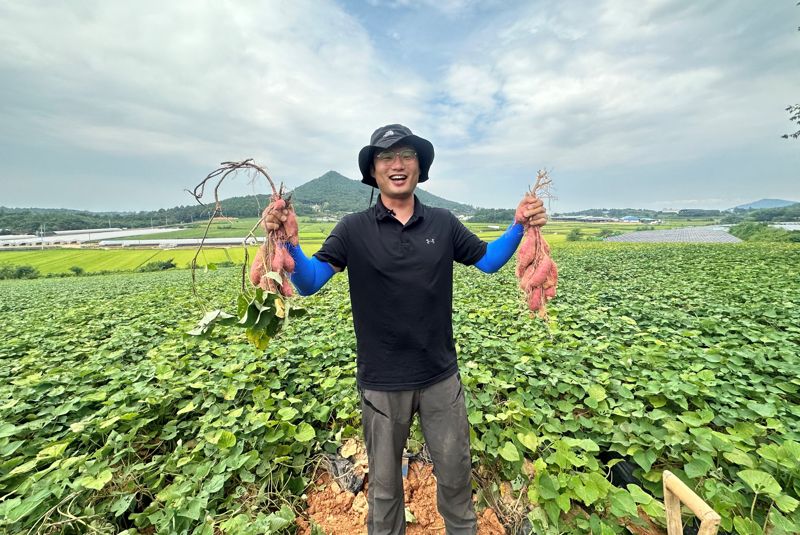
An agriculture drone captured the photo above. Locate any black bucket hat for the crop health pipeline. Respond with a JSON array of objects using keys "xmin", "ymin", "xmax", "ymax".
[{"xmin": 358, "ymin": 124, "xmax": 434, "ymax": 188}]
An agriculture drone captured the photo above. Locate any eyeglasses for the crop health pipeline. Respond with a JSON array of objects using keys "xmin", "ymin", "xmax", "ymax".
[{"xmin": 374, "ymin": 149, "xmax": 417, "ymax": 163}]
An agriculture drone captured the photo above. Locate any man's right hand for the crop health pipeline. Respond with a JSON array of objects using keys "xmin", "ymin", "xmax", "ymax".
[
  {"xmin": 263, "ymin": 205, "xmax": 299, "ymax": 246},
  {"xmin": 264, "ymin": 207, "xmax": 289, "ymax": 232}
]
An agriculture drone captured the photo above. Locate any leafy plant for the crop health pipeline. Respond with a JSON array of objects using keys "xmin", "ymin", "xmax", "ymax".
[{"xmin": 1, "ymin": 242, "xmax": 798, "ymax": 533}]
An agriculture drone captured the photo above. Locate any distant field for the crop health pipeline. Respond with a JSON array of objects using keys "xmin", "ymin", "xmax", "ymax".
[
  {"xmin": 0, "ymin": 243, "xmax": 329, "ymax": 275},
  {"xmin": 130, "ymin": 217, "xmax": 712, "ymax": 241},
  {"xmin": 0, "ymin": 218, "xmax": 718, "ymax": 275},
  {"xmin": 131, "ymin": 218, "xmax": 335, "ymax": 241}
]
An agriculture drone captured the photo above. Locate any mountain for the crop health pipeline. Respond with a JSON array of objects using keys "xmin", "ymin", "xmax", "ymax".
[
  {"xmin": 291, "ymin": 170, "xmax": 475, "ymax": 216},
  {"xmin": 0, "ymin": 171, "xmax": 476, "ymax": 234},
  {"xmin": 731, "ymin": 199, "xmax": 798, "ymax": 210}
]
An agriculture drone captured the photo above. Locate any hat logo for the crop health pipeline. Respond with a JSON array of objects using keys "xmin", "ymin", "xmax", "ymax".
[{"xmin": 382, "ymin": 130, "xmax": 395, "ymax": 138}]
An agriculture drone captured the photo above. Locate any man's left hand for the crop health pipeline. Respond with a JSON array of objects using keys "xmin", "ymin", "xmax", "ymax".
[{"xmin": 515, "ymin": 196, "xmax": 547, "ymax": 227}]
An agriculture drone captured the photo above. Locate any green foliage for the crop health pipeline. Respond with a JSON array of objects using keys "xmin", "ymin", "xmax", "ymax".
[
  {"xmin": 188, "ymin": 285, "xmax": 307, "ymax": 350},
  {"xmin": 1, "ymin": 243, "xmax": 799, "ymax": 533},
  {"xmin": 137, "ymin": 258, "xmax": 177, "ymax": 272},
  {"xmin": 565, "ymin": 228, "xmax": 582, "ymax": 241},
  {"xmin": 0, "ymin": 264, "xmax": 40, "ymax": 279},
  {"xmin": 597, "ymin": 229, "xmax": 619, "ymax": 239},
  {"xmin": 783, "ymin": 103, "xmax": 800, "ymax": 140},
  {"xmin": 677, "ymin": 209, "xmax": 723, "ymax": 218},
  {"xmin": 725, "ymin": 203, "xmax": 800, "ymax": 223},
  {"xmin": 69, "ymin": 265, "xmax": 85, "ymax": 276},
  {"xmin": 729, "ymin": 222, "xmax": 800, "ymax": 242},
  {"xmin": 747, "ymin": 202, "xmax": 800, "ymax": 222},
  {"xmin": 468, "ymin": 208, "xmax": 516, "ymax": 223}
]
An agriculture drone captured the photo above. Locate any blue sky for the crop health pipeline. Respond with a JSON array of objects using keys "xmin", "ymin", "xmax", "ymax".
[{"xmin": 0, "ymin": 0, "xmax": 797, "ymax": 213}]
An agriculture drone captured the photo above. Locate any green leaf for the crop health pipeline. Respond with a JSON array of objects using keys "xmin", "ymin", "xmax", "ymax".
[
  {"xmin": 405, "ymin": 507, "xmax": 416, "ymax": 523},
  {"xmin": 238, "ymin": 303, "xmax": 260, "ymax": 328},
  {"xmin": 77, "ymin": 468, "xmax": 113, "ymax": 490},
  {"xmin": 9, "ymin": 458, "xmax": 39, "ymax": 476},
  {"xmin": 738, "ymin": 470, "xmax": 781, "ymax": 497},
  {"xmin": 176, "ymin": 401, "xmax": 195, "ymax": 415},
  {"xmin": 295, "ymin": 422, "xmax": 316, "ymax": 443},
  {"xmin": 278, "ymin": 407, "xmax": 299, "ymax": 421},
  {"xmin": 37, "ymin": 441, "xmax": 69, "ymax": 459},
  {"xmin": 733, "ymin": 515, "xmax": 763, "ymax": 535},
  {"xmin": 556, "ymin": 493, "xmax": 571, "ymax": 512},
  {"xmin": 632, "ymin": 449, "xmax": 657, "ymax": 472},
  {"xmin": 626, "ymin": 484, "xmax": 653, "ymax": 505},
  {"xmin": 179, "ymin": 496, "xmax": 206, "ymax": 520},
  {"xmin": 517, "ymin": 432, "xmax": 539, "ymax": 452},
  {"xmin": 684, "ymin": 457, "xmax": 712, "ymax": 479},
  {"xmin": 586, "ymin": 384, "xmax": 607, "ymax": 402},
  {"xmin": 774, "ymin": 494, "xmax": 800, "ymax": 513},
  {"xmin": 6, "ymin": 489, "xmax": 50, "ymax": 523},
  {"xmin": 217, "ymin": 430, "xmax": 236, "ymax": 449},
  {"xmin": 538, "ymin": 473, "xmax": 560, "ymax": 500},
  {"xmin": 188, "ymin": 309, "xmax": 236, "ymax": 336},
  {"xmin": 110, "ymin": 493, "xmax": 136, "ymax": 517},
  {"xmin": 571, "ymin": 438, "xmax": 600, "ymax": 452},
  {"xmin": 748, "ymin": 402, "xmax": 777, "ymax": 418},
  {"xmin": 265, "ymin": 505, "xmax": 295, "ymax": 531},
  {"xmin": 723, "ymin": 449, "xmax": 755, "ymax": 468},
  {"xmin": 499, "ymin": 442, "xmax": 520, "ymax": 462},
  {"xmin": 573, "ymin": 472, "xmax": 610, "ymax": 506},
  {"xmin": 0, "ymin": 423, "xmax": 19, "ymax": 438},
  {"xmin": 678, "ymin": 410, "xmax": 713, "ymax": 427},
  {"xmin": 609, "ymin": 490, "xmax": 639, "ymax": 518},
  {"xmin": 206, "ymin": 429, "xmax": 236, "ymax": 449}
]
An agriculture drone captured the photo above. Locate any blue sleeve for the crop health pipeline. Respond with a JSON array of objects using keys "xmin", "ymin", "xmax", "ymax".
[
  {"xmin": 474, "ymin": 223, "xmax": 524, "ymax": 273},
  {"xmin": 286, "ymin": 243, "xmax": 336, "ymax": 296}
]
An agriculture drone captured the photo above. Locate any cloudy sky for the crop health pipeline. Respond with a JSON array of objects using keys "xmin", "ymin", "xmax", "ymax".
[{"xmin": 1, "ymin": 0, "xmax": 797, "ymax": 213}]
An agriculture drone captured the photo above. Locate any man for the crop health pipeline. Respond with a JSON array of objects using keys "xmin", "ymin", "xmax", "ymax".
[{"xmin": 266, "ymin": 124, "xmax": 546, "ymax": 534}]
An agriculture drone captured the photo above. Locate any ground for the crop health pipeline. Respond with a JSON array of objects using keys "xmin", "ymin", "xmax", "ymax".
[{"xmin": 296, "ymin": 462, "xmax": 506, "ymax": 534}]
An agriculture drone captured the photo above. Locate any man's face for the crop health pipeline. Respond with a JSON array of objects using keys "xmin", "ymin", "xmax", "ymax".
[{"xmin": 371, "ymin": 145, "xmax": 420, "ymax": 200}]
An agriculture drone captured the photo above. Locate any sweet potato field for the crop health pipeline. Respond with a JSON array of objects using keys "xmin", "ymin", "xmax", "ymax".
[{"xmin": 1, "ymin": 243, "xmax": 798, "ymax": 535}]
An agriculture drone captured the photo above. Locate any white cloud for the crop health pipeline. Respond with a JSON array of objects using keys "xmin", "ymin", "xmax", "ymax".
[
  {"xmin": 0, "ymin": 0, "xmax": 797, "ymax": 211},
  {"xmin": 0, "ymin": 0, "xmax": 430, "ymax": 186}
]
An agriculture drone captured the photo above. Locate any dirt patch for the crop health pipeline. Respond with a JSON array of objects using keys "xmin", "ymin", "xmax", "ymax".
[{"xmin": 296, "ymin": 461, "xmax": 506, "ymax": 534}]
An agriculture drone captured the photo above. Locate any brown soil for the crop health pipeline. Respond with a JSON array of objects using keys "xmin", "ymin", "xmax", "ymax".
[{"xmin": 296, "ymin": 461, "xmax": 506, "ymax": 534}]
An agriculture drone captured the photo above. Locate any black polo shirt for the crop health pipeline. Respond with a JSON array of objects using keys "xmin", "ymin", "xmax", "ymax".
[{"xmin": 314, "ymin": 195, "xmax": 487, "ymax": 391}]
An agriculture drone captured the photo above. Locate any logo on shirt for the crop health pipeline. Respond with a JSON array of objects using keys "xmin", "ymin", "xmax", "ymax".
[{"xmin": 426, "ymin": 238, "xmax": 436, "ymax": 245}]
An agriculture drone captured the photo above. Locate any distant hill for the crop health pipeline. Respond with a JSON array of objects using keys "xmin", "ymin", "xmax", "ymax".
[
  {"xmin": 721, "ymin": 202, "xmax": 800, "ymax": 224},
  {"xmin": 291, "ymin": 170, "xmax": 475, "ymax": 216},
  {"xmin": 731, "ymin": 199, "xmax": 798, "ymax": 210},
  {"xmin": 0, "ymin": 171, "xmax": 475, "ymax": 234}
]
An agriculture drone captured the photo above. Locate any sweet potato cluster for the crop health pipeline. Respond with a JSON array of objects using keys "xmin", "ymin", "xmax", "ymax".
[
  {"xmin": 515, "ymin": 173, "xmax": 557, "ymax": 318},
  {"xmin": 249, "ymin": 196, "xmax": 299, "ymax": 297}
]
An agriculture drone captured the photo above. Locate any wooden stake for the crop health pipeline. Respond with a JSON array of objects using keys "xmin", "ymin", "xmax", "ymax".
[{"xmin": 662, "ymin": 471, "xmax": 721, "ymax": 535}]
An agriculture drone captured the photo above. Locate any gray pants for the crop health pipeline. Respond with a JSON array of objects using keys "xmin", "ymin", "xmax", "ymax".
[{"xmin": 360, "ymin": 372, "xmax": 477, "ymax": 535}]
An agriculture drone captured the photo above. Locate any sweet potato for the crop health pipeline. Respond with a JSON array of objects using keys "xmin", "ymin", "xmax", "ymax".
[
  {"xmin": 251, "ymin": 194, "xmax": 297, "ymax": 297},
  {"xmin": 516, "ymin": 171, "xmax": 557, "ymax": 319}
]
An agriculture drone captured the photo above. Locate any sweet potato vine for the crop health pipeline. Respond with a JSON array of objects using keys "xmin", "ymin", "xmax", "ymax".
[{"xmin": 185, "ymin": 159, "xmax": 305, "ymax": 349}]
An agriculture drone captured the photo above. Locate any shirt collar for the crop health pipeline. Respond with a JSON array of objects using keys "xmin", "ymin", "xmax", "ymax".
[{"xmin": 374, "ymin": 194, "xmax": 426, "ymax": 222}]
